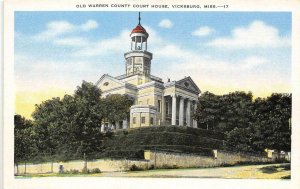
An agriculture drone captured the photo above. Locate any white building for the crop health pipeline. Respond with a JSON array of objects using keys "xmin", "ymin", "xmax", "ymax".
[{"xmin": 96, "ymin": 14, "xmax": 200, "ymax": 131}]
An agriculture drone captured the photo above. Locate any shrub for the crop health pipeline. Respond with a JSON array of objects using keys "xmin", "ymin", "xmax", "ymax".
[
  {"xmin": 148, "ymin": 164, "xmax": 155, "ymax": 170},
  {"xmin": 129, "ymin": 164, "xmax": 142, "ymax": 171},
  {"xmin": 160, "ymin": 164, "xmax": 179, "ymax": 169},
  {"xmin": 90, "ymin": 168, "xmax": 101, "ymax": 173},
  {"xmin": 69, "ymin": 169, "xmax": 79, "ymax": 174},
  {"xmin": 81, "ymin": 167, "xmax": 90, "ymax": 174}
]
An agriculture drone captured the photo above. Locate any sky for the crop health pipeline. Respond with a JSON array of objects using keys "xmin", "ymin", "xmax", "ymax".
[{"xmin": 14, "ymin": 11, "xmax": 291, "ymax": 118}]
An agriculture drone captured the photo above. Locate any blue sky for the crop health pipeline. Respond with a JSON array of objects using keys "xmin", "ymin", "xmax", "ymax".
[{"xmin": 14, "ymin": 11, "xmax": 291, "ymax": 117}]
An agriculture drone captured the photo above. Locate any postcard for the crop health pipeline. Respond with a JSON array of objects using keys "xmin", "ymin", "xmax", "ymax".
[{"xmin": 2, "ymin": 0, "xmax": 300, "ymax": 189}]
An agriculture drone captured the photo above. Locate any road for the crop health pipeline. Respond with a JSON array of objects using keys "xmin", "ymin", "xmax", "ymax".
[{"xmin": 100, "ymin": 163, "xmax": 290, "ymax": 179}]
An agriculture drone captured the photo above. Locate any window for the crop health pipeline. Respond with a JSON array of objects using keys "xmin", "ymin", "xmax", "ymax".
[
  {"xmin": 141, "ymin": 117, "xmax": 145, "ymax": 124},
  {"xmin": 150, "ymin": 117, "xmax": 154, "ymax": 125},
  {"xmin": 158, "ymin": 100, "xmax": 161, "ymax": 112},
  {"xmin": 184, "ymin": 82, "xmax": 190, "ymax": 87},
  {"xmin": 133, "ymin": 117, "xmax": 136, "ymax": 124},
  {"xmin": 103, "ymin": 82, "xmax": 109, "ymax": 86}
]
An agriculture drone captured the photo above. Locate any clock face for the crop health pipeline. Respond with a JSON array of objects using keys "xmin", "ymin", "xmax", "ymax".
[{"xmin": 135, "ymin": 57, "xmax": 142, "ymax": 63}]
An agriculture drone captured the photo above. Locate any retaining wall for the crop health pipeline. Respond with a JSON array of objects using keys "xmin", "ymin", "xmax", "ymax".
[{"xmin": 15, "ymin": 150, "xmax": 272, "ymax": 174}]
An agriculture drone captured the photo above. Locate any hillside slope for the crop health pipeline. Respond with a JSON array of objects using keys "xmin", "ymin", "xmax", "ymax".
[{"xmin": 99, "ymin": 126, "xmax": 226, "ymax": 159}]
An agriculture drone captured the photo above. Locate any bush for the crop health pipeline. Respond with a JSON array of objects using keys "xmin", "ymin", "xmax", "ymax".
[
  {"xmin": 148, "ymin": 164, "xmax": 155, "ymax": 170},
  {"xmin": 90, "ymin": 168, "xmax": 101, "ymax": 173},
  {"xmin": 81, "ymin": 167, "xmax": 90, "ymax": 174},
  {"xmin": 129, "ymin": 164, "xmax": 142, "ymax": 171},
  {"xmin": 69, "ymin": 169, "xmax": 79, "ymax": 174},
  {"xmin": 160, "ymin": 164, "xmax": 179, "ymax": 169}
]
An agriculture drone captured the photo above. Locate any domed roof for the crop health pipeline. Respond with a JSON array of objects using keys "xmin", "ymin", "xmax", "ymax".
[{"xmin": 131, "ymin": 24, "xmax": 148, "ymax": 36}]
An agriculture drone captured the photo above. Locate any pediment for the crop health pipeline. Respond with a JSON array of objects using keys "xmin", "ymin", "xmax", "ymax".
[
  {"xmin": 95, "ymin": 74, "xmax": 125, "ymax": 92},
  {"xmin": 176, "ymin": 77, "xmax": 201, "ymax": 94}
]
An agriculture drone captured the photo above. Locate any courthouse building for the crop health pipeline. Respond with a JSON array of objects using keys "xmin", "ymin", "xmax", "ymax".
[{"xmin": 96, "ymin": 14, "xmax": 201, "ymax": 131}]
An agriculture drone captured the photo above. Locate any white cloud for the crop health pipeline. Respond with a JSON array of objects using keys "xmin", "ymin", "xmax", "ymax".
[
  {"xmin": 158, "ymin": 19, "xmax": 173, "ymax": 28},
  {"xmin": 15, "ymin": 53, "xmax": 99, "ymax": 92},
  {"xmin": 72, "ymin": 29, "xmax": 130, "ymax": 57},
  {"xmin": 192, "ymin": 26, "xmax": 215, "ymax": 37},
  {"xmin": 17, "ymin": 22, "xmax": 290, "ymax": 97},
  {"xmin": 34, "ymin": 20, "xmax": 99, "ymax": 41},
  {"xmin": 72, "ymin": 25, "xmax": 163, "ymax": 57},
  {"xmin": 81, "ymin": 20, "xmax": 98, "ymax": 31},
  {"xmin": 34, "ymin": 21, "xmax": 75, "ymax": 41},
  {"xmin": 53, "ymin": 37, "xmax": 89, "ymax": 47},
  {"xmin": 207, "ymin": 20, "xmax": 290, "ymax": 49}
]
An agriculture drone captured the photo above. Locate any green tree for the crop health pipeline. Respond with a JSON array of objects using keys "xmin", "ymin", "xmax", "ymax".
[
  {"xmin": 31, "ymin": 97, "xmax": 63, "ymax": 161},
  {"xmin": 194, "ymin": 92, "xmax": 221, "ymax": 130},
  {"xmin": 72, "ymin": 81, "xmax": 104, "ymax": 159},
  {"xmin": 194, "ymin": 91, "xmax": 253, "ymax": 131},
  {"xmin": 194, "ymin": 91, "xmax": 291, "ymax": 153},
  {"xmin": 103, "ymin": 94, "xmax": 134, "ymax": 124},
  {"xmin": 31, "ymin": 81, "xmax": 105, "ymax": 161},
  {"xmin": 251, "ymin": 93, "xmax": 291, "ymax": 152},
  {"xmin": 14, "ymin": 114, "xmax": 37, "ymax": 173}
]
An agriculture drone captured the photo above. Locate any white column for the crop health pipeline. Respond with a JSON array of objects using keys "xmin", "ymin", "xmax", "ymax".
[
  {"xmin": 101, "ymin": 124, "xmax": 105, "ymax": 132},
  {"xmin": 116, "ymin": 121, "xmax": 120, "ymax": 130},
  {"xmin": 171, "ymin": 95, "xmax": 177, "ymax": 125},
  {"xmin": 179, "ymin": 97, "xmax": 185, "ymax": 126},
  {"xmin": 193, "ymin": 103, "xmax": 198, "ymax": 128},
  {"xmin": 161, "ymin": 96, "xmax": 166, "ymax": 125},
  {"xmin": 186, "ymin": 99, "xmax": 191, "ymax": 127},
  {"xmin": 123, "ymin": 119, "xmax": 128, "ymax": 129}
]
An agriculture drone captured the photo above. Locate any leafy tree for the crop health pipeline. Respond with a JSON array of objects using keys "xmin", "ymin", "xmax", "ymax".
[
  {"xmin": 195, "ymin": 91, "xmax": 253, "ymax": 132},
  {"xmin": 250, "ymin": 93, "xmax": 291, "ymax": 152},
  {"xmin": 194, "ymin": 92, "xmax": 221, "ymax": 130},
  {"xmin": 31, "ymin": 97, "xmax": 63, "ymax": 161},
  {"xmin": 103, "ymin": 94, "xmax": 134, "ymax": 124},
  {"xmin": 31, "ymin": 81, "xmax": 105, "ymax": 161},
  {"xmin": 72, "ymin": 81, "xmax": 104, "ymax": 159},
  {"xmin": 14, "ymin": 115, "xmax": 37, "ymax": 172},
  {"xmin": 194, "ymin": 91, "xmax": 291, "ymax": 153},
  {"xmin": 217, "ymin": 91, "xmax": 253, "ymax": 132}
]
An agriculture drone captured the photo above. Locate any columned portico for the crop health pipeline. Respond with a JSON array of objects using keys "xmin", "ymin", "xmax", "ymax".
[{"xmin": 171, "ymin": 95, "xmax": 177, "ymax": 125}]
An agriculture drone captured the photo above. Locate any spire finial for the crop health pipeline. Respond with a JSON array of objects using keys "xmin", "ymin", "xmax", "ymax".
[{"xmin": 138, "ymin": 12, "xmax": 141, "ymax": 25}]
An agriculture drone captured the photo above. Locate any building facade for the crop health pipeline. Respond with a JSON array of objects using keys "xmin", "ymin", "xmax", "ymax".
[{"xmin": 96, "ymin": 14, "xmax": 201, "ymax": 132}]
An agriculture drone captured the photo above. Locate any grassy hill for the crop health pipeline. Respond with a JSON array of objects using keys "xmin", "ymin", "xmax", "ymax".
[{"xmin": 98, "ymin": 126, "xmax": 226, "ymax": 159}]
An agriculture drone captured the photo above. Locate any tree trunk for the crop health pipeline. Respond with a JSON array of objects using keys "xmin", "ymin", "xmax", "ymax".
[
  {"xmin": 16, "ymin": 163, "xmax": 19, "ymax": 174},
  {"xmin": 24, "ymin": 162, "xmax": 27, "ymax": 174}
]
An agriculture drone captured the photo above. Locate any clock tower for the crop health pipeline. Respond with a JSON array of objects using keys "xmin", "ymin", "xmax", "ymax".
[{"xmin": 124, "ymin": 12, "xmax": 153, "ymax": 77}]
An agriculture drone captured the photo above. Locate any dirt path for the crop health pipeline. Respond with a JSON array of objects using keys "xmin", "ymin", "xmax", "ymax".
[{"xmin": 100, "ymin": 163, "xmax": 290, "ymax": 179}]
